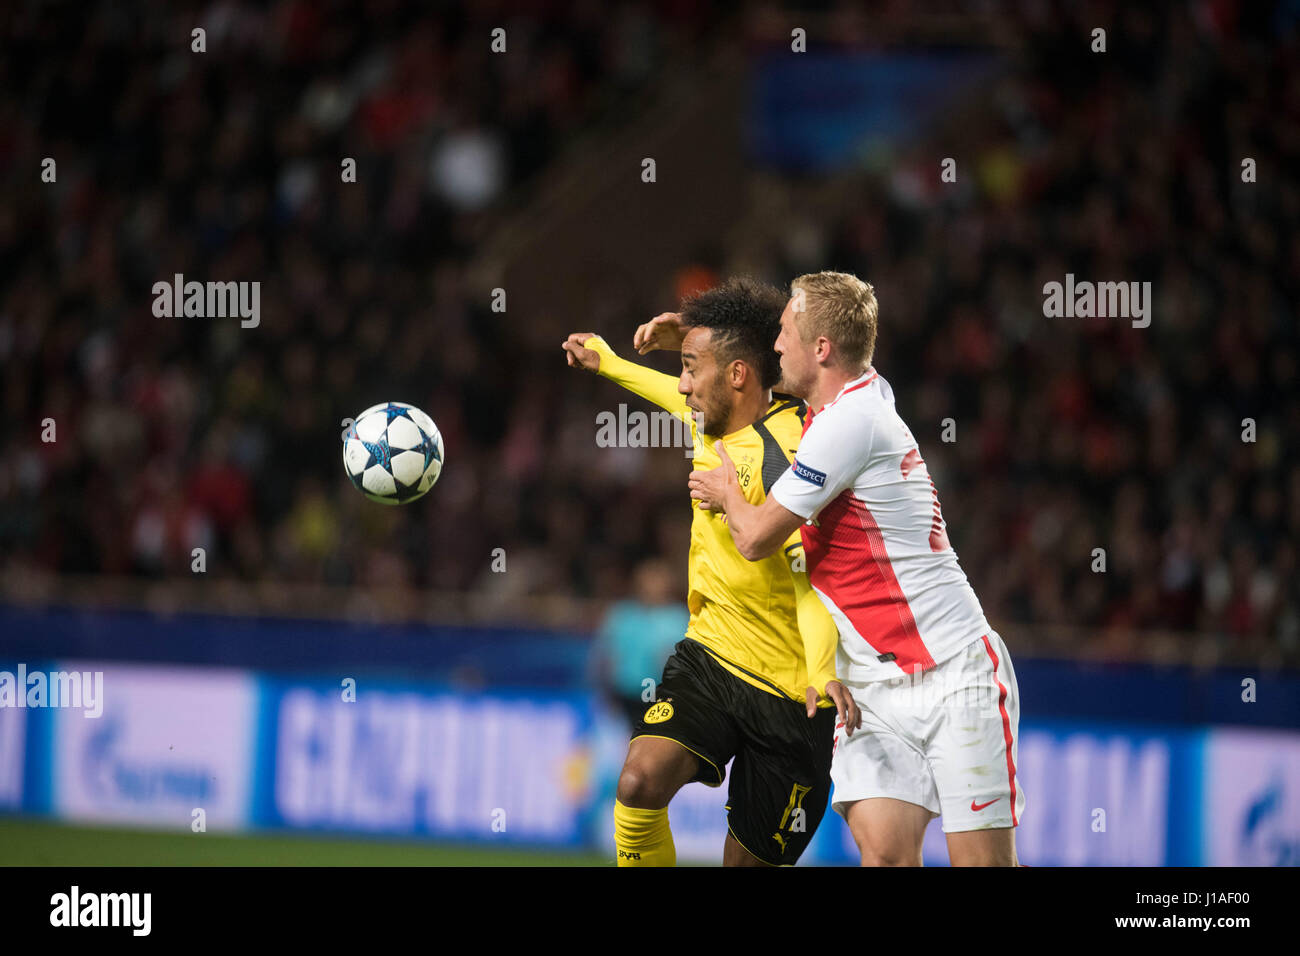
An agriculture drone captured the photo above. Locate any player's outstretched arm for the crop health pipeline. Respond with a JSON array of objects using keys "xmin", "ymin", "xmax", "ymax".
[
  {"xmin": 689, "ymin": 440, "xmax": 804, "ymax": 560},
  {"xmin": 562, "ymin": 332, "xmax": 690, "ymax": 422}
]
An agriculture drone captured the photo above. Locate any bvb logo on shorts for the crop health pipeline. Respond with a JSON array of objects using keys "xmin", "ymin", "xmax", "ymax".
[{"xmin": 643, "ymin": 700, "xmax": 674, "ymax": 724}]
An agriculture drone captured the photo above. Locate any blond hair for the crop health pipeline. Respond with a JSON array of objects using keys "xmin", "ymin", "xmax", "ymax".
[{"xmin": 790, "ymin": 271, "xmax": 878, "ymax": 370}]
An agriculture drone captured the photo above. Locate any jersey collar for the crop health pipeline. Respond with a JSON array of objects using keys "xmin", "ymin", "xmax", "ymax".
[{"xmin": 817, "ymin": 367, "xmax": 877, "ymax": 415}]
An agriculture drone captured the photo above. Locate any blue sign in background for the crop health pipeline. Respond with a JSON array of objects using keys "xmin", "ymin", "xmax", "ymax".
[
  {"xmin": 1, "ymin": 607, "xmax": 1298, "ymax": 864},
  {"xmin": 3, "ymin": 606, "xmax": 1296, "ymax": 727},
  {"xmin": 250, "ymin": 674, "xmax": 597, "ymax": 847}
]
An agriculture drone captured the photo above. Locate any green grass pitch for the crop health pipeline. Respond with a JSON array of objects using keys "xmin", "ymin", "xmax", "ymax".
[{"xmin": 0, "ymin": 817, "xmax": 613, "ymax": 866}]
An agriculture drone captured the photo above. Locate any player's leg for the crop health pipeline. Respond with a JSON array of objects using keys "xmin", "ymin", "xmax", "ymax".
[
  {"xmin": 927, "ymin": 631, "xmax": 1025, "ymax": 866},
  {"xmin": 722, "ymin": 831, "xmax": 771, "ymax": 866},
  {"xmin": 842, "ymin": 797, "xmax": 932, "ymax": 866},
  {"xmin": 723, "ymin": 683, "xmax": 838, "ymax": 867},
  {"xmin": 614, "ymin": 735, "xmax": 700, "ymax": 866},
  {"xmin": 617, "ymin": 735, "xmax": 701, "ymax": 808},
  {"xmin": 946, "ymin": 826, "xmax": 1017, "ymax": 866},
  {"xmin": 614, "ymin": 639, "xmax": 739, "ymax": 867},
  {"xmin": 830, "ymin": 680, "xmax": 940, "ymax": 867}
]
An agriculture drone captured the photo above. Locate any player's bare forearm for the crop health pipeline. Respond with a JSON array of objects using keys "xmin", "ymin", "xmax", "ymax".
[
  {"xmin": 689, "ymin": 440, "xmax": 805, "ymax": 561},
  {"xmin": 727, "ymin": 493, "xmax": 803, "ymax": 561}
]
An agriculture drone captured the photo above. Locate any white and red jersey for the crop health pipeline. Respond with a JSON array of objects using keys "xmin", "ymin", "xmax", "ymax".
[{"xmin": 770, "ymin": 368, "xmax": 991, "ymax": 683}]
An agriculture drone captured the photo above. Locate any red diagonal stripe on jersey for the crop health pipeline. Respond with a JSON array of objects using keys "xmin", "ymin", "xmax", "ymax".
[
  {"xmin": 900, "ymin": 448, "xmax": 921, "ymax": 478},
  {"xmin": 980, "ymin": 634, "xmax": 1019, "ymax": 827},
  {"xmin": 802, "ymin": 490, "xmax": 936, "ymax": 675}
]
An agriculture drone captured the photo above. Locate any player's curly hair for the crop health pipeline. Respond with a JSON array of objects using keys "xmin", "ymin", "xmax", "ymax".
[{"xmin": 680, "ymin": 276, "xmax": 785, "ymax": 389}]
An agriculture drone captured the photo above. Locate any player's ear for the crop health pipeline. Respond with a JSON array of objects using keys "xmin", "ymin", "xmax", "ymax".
[{"xmin": 730, "ymin": 359, "xmax": 749, "ymax": 390}]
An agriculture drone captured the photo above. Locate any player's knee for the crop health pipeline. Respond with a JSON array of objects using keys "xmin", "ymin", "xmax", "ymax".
[
  {"xmin": 616, "ymin": 763, "xmax": 673, "ymax": 809},
  {"xmin": 858, "ymin": 844, "xmax": 922, "ymax": 867}
]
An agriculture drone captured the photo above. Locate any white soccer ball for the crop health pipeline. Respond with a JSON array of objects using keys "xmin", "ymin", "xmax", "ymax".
[{"xmin": 342, "ymin": 402, "xmax": 444, "ymax": 505}]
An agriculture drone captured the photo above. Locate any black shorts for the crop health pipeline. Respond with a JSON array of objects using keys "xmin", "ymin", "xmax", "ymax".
[{"xmin": 631, "ymin": 637, "xmax": 836, "ymax": 866}]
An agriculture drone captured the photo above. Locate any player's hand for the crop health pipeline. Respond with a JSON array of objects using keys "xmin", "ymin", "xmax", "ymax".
[
  {"xmin": 633, "ymin": 312, "xmax": 686, "ymax": 354},
  {"xmin": 807, "ymin": 680, "xmax": 861, "ymax": 736},
  {"xmin": 688, "ymin": 440, "xmax": 736, "ymax": 512},
  {"xmin": 562, "ymin": 332, "xmax": 601, "ymax": 372}
]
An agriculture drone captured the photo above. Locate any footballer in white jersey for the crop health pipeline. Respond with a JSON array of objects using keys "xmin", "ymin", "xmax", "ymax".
[
  {"xmin": 689, "ymin": 271, "xmax": 1024, "ymax": 866},
  {"xmin": 769, "ymin": 369, "xmax": 992, "ymax": 683}
]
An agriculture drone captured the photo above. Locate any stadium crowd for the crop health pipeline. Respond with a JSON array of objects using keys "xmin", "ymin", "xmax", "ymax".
[
  {"xmin": 1, "ymin": 2, "xmax": 1296, "ymax": 658},
  {"xmin": 723, "ymin": 2, "xmax": 1300, "ymax": 656}
]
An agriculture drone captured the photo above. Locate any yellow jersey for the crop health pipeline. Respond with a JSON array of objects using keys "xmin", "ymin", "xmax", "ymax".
[{"xmin": 589, "ymin": 336, "xmax": 837, "ymax": 704}]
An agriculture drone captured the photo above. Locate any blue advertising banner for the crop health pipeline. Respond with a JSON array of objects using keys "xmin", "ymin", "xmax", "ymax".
[
  {"xmin": 0, "ymin": 695, "xmax": 24, "ymax": 812},
  {"xmin": 1201, "ymin": 729, "xmax": 1300, "ymax": 866},
  {"xmin": 49, "ymin": 663, "xmax": 258, "ymax": 832},
  {"xmin": 5, "ymin": 606, "xmax": 1295, "ymax": 728},
  {"xmin": 1, "ymin": 654, "xmax": 1298, "ymax": 865},
  {"xmin": 252, "ymin": 675, "xmax": 597, "ymax": 847}
]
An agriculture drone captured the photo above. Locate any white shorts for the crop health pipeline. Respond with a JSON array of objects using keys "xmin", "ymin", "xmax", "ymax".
[{"xmin": 830, "ymin": 631, "xmax": 1025, "ymax": 833}]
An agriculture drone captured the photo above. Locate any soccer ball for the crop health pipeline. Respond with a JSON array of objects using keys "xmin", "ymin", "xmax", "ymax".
[{"xmin": 342, "ymin": 402, "xmax": 444, "ymax": 505}]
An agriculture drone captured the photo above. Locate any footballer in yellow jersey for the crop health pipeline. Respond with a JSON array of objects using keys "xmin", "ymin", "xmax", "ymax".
[{"xmin": 562, "ymin": 277, "xmax": 859, "ymax": 867}]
